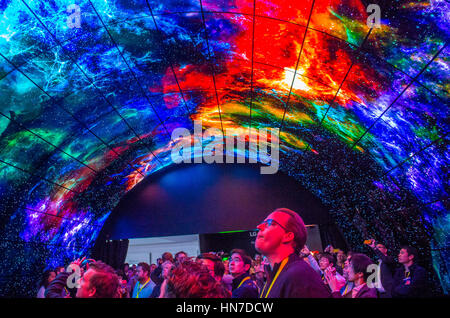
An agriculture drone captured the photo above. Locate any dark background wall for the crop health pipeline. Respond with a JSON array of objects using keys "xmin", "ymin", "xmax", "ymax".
[
  {"xmin": 199, "ymin": 226, "xmax": 323, "ymax": 258},
  {"xmin": 98, "ymin": 163, "xmax": 347, "ymax": 249}
]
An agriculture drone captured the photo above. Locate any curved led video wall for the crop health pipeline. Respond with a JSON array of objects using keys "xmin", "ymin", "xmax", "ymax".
[{"xmin": 0, "ymin": 0, "xmax": 448, "ymax": 296}]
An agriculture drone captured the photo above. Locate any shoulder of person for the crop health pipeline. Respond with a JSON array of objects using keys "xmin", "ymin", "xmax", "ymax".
[
  {"xmin": 413, "ymin": 264, "xmax": 426, "ymax": 272},
  {"xmin": 282, "ymin": 258, "xmax": 319, "ymax": 281},
  {"xmin": 359, "ymin": 285, "xmax": 378, "ymax": 298},
  {"xmin": 412, "ymin": 264, "xmax": 427, "ymax": 277},
  {"xmin": 286, "ymin": 258, "xmax": 316, "ymax": 272}
]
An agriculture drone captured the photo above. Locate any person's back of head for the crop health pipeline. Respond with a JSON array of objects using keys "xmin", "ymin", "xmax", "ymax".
[
  {"xmin": 78, "ymin": 261, "xmax": 120, "ymax": 298},
  {"xmin": 162, "ymin": 252, "xmax": 174, "ymax": 263},
  {"xmin": 175, "ymin": 251, "xmax": 188, "ymax": 263},
  {"xmin": 197, "ymin": 253, "xmax": 225, "ymax": 280},
  {"xmin": 39, "ymin": 269, "xmax": 56, "ymax": 289},
  {"xmin": 164, "ymin": 260, "xmax": 230, "ymax": 298}
]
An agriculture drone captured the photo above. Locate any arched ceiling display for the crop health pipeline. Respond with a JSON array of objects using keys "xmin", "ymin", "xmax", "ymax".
[{"xmin": 0, "ymin": 0, "xmax": 448, "ymax": 296}]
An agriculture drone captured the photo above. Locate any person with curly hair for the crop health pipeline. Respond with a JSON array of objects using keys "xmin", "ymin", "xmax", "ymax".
[{"xmin": 161, "ymin": 259, "xmax": 230, "ymax": 298}]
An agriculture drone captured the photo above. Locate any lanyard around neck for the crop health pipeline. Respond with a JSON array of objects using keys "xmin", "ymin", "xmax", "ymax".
[
  {"xmin": 259, "ymin": 257, "xmax": 288, "ymax": 298},
  {"xmin": 136, "ymin": 278, "xmax": 150, "ymax": 298},
  {"xmin": 343, "ymin": 283, "xmax": 351, "ymax": 295},
  {"xmin": 238, "ymin": 276, "xmax": 251, "ymax": 289}
]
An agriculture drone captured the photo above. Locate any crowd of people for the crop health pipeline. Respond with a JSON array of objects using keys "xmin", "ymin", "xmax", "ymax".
[{"xmin": 37, "ymin": 208, "xmax": 431, "ymax": 298}]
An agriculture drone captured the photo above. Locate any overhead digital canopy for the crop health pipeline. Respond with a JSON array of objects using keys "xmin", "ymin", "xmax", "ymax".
[{"xmin": 0, "ymin": 0, "xmax": 448, "ymax": 296}]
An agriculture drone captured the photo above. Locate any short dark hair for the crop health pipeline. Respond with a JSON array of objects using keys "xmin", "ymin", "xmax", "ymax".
[
  {"xmin": 165, "ymin": 260, "xmax": 230, "ymax": 298},
  {"xmin": 39, "ymin": 270, "xmax": 56, "ymax": 289},
  {"xmin": 197, "ymin": 253, "xmax": 225, "ymax": 278},
  {"xmin": 401, "ymin": 246, "xmax": 419, "ymax": 262},
  {"xmin": 88, "ymin": 261, "xmax": 120, "ymax": 298},
  {"xmin": 319, "ymin": 253, "xmax": 336, "ymax": 266},
  {"xmin": 137, "ymin": 262, "xmax": 151, "ymax": 276},
  {"xmin": 350, "ymin": 253, "xmax": 375, "ymax": 281},
  {"xmin": 162, "ymin": 252, "xmax": 174, "ymax": 263},
  {"xmin": 272, "ymin": 208, "xmax": 307, "ymax": 252},
  {"xmin": 55, "ymin": 266, "xmax": 65, "ymax": 273},
  {"xmin": 175, "ymin": 251, "xmax": 187, "ymax": 260},
  {"xmin": 230, "ymin": 249, "xmax": 252, "ymax": 268}
]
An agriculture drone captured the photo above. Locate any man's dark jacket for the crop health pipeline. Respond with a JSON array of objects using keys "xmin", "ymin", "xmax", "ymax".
[
  {"xmin": 150, "ymin": 264, "xmax": 164, "ymax": 298},
  {"xmin": 150, "ymin": 265, "xmax": 164, "ymax": 285},
  {"xmin": 332, "ymin": 284, "xmax": 377, "ymax": 298},
  {"xmin": 231, "ymin": 273, "xmax": 258, "ymax": 298},
  {"xmin": 261, "ymin": 253, "xmax": 331, "ymax": 298},
  {"xmin": 391, "ymin": 263, "xmax": 428, "ymax": 298},
  {"xmin": 45, "ymin": 271, "xmax": 76, "ymax": 298}
]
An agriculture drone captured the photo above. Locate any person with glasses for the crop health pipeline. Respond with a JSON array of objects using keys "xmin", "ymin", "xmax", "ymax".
[
  {"xmin": 197, "ymin": 253, "xmax": 226, "ymax": 284},
  {"xmin": 255, "ymin": 208, "xmax": 330, "ymax": 298}
]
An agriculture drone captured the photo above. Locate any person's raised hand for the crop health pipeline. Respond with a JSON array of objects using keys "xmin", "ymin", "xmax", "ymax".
[
  {"xmin": 71, "ymin": 256, "xmax": 86, "ymax": 268},
  {"xmin": 301, "ymin": 245, "xmax": 310, "ymax": 256},
  {"xmin": 324, "ymin": 270, "xmax": 339, "ymax": 293},
  {"xmin": 326, "ymin": 265, "xmax": 336, "ymax": 275}
]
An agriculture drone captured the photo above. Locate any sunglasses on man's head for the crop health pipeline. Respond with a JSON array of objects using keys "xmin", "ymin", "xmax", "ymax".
[{"xmin": 257, "ymin": 218, "xmax": 287, "ymax": 231}]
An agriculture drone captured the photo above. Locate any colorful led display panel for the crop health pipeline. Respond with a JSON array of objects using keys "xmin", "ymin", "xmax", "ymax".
[{"xmin": 0, "ymin": 0, "xmax": 448, "ymax": 295}]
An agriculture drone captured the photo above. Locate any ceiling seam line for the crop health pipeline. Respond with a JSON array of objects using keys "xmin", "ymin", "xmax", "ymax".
[
  {"xmin": 350, "ymin": 42, "xmax": 448, "ymax": 150},
  {"xmin": 304, "ymin": 27, "xmax": 373, "ymax": 152},
  {"xmin": 199, "ymin": 0, "xmax": 225, "ymax": 138},
  {"xmin": 0, "ymin": 158, "xmax": 80, "ymax": 195},
  {"xmin": 248, "ymin": 0, "xmax": 256, "ymax": 140},
  {"xmin": 0, "ymin": 51, "xmax": 147, "ymax": 179},
  {"xmin": 0, "ymin": 14, "xmax": 161, "ymax": 81},
  {"xmin": 20, "ymin": 0, "xmax": 152, "ymax": 177},
  {"xmin": 27, "ymin": 0, "xmax": 164, "ymax": 168},
  {"xmin": 3, "ymin": 14, "xmax": 443, "ymax": 105},
  {"xmin": 3, "ymin": 8, "xmax": 444, "ymax": 103},
  {"xmin": 319, "ymin": 28, "xmax": 374, "ymax": 125},
  {"xmin": 381, "ymin": 132, "xmax": 449, "ymax": 179},
  {"xmin": 146, "ymin": 2, "xmax": 193, "ymax": 118},
  {"xmin": 146, "ymin": 2, "xmax": 204, "ymax": 148},
  {"xmin": 278, "ymin": 0, "xmax": 316, "ymax": 139},
  {"xmin": 87, "ymin": 0, "xmax": 172, "ymax": 145},
  {"xmin": 0, "ymin": 111, "xmax": 99, "ymax": 174}
]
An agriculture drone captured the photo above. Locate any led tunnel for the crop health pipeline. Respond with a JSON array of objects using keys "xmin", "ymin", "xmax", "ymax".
[{"xmin": 0, "ymin": 0, "xmax": 448, "ymax": 297}]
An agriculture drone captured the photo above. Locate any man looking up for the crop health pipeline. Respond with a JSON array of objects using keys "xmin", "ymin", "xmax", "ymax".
[
  {"xmin": 255, "ymin": 208, "xmax": 330, "ymax": 298},
  {"xmin": 197, "ymin": 253, "xmax": 226, "ymax": 284},
  {"xmin": 229, "ymin": 249, "xmax": 258, "ymax": 298}
]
